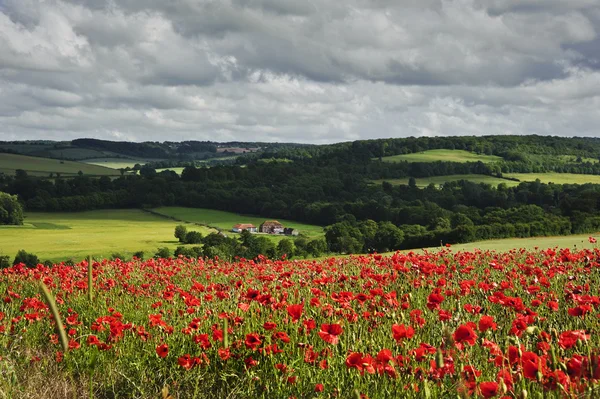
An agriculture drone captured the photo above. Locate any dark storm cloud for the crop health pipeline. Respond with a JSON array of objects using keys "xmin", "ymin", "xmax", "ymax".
[{"xmin": 0, "ymin": 0, "xmax": 599, "ymax": 142}]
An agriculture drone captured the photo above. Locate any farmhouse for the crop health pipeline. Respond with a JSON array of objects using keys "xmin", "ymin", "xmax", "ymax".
[
  {"xmin": 260, "ymin": 220, "xmax": 284, "ymax": 234},
  {"xmin": 232, "ymin": 223, "xmax": 257, "ymax": 233}
]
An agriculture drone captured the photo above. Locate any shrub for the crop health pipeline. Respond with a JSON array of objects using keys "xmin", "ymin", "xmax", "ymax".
[
  {"xmin": 174, "ymin": 225, "xmax": 188, "ymax": 243},
  {"xmin": 133, "ymin": 251, "xmax": 145, "ymax": 260},
  {"xmin": 185, "ymin": 231, "xmax": 203, "ymax": 244},
  {"xmin": 13, "ymin": 250, "xmax": 40, "ymax": 268},
  {"xmin": 154, "ymin": 247, "xmax": 171, "ymax": 259}
]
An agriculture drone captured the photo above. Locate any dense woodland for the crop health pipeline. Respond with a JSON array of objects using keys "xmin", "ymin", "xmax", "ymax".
[{"xmin": 4, "ymin": 135, "xmax": 600, "ymax": 257}]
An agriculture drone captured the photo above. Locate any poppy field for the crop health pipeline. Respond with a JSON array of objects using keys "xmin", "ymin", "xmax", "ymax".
[{"xmin": 2, "ymin": 246, "xmax": 600, "ymax": 398}]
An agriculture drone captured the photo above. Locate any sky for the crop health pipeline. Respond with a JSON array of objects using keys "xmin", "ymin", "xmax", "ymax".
[{"xmin": 0, "ymin": 0, "xmax": 599, "ymax": 144}]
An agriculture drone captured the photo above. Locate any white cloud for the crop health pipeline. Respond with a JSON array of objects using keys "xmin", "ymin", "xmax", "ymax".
[{"xmin": 0, "ymin": 0, "xmax": 598, "ymax": 143}]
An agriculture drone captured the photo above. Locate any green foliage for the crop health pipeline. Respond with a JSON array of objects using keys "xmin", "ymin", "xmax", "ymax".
[
  {"xmin": 0, "ymin": 255, "xmax": 10, "ymax": 269},
  {"xmin": 174, "ymin": 225, "xmax": 188, "ymax": 242},
  {"xmin": 133, "ymin": 251, "xmax": 145, "ymax": 260},
  {"xmin": 13, "ymin": 249, "xmax": 39, "ymax": 267},
  {"xmin": 276, "ymin": 239, "xmax": 295, "ymax": 259},
  {"xmin": 110, "ymin": 253, "xmax": 127, "ymax": 261},
  {"xmin": 0, "ymin": 192, "xmax": 24, "ymax": 225},
  {"xmin": 185, "ymin": 230, "xmax": 203, "ymax": 244},
  {"xmin": 154, "ymin": 247, "xmax": 171, "ymax": 259}
]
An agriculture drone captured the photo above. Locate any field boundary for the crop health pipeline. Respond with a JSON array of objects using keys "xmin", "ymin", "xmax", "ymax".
[{"xmin": 142, "ymin": 208, "xmax": 223, "ymax": 234}]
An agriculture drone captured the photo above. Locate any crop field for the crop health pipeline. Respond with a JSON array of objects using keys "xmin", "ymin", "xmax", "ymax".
[
  {"xmin": 379, "ymin": 150, "xmax": 503, "ymax": 164},
  {"xmin": 0, "ymin": 210, "xmax": 214, "ymax": 262},
  {"xmin": 2, "ymin": 247, "xmax": 600, "ymax": 398},
  {"xmin": 0, "ymin": 153, "xmax": 121, "ymax": 177},
  {"xmin": 372, "ymin": 174, "xmax": 520, "ymax": 188},
  {"xmin": 83, "ymin": 158, "xmax": 147, "ymax": 170},
  {"xmin": 152, "ymin": 207, "xmax": 324, "ymax": 239},
  {"xmin": 505, "ymin": 173, "xmax": 600, "ymax": 185}
]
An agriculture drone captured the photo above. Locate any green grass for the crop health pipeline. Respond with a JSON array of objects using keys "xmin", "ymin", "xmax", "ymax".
[
  {"xmin": 379, "ymin": 149, "xmax": 503, "ymax": 163},
  {"xmin": 442, "ymin": 233, "xmax": 599, "ymax": 253},
  {"xmin": 151, "ymin": 207, "xmax": 324, "ymax": 240},
  {"xmin": 82, "ymin": 158, "xmax": 147, "ymax": 169},
  {"xmin": 372, "ymin": 174, "xmax": 520, "ymax": 188},
  {"xmin": 0, "ymin": 153, "xmax": 121, "ymax": 177},
  {"xmin": 505, "ymin": 173, "xmax": 600, "ymax": 185},
  {"xmin": 0, "ymin": 210, "xmax": 215, "ymax": 262}
]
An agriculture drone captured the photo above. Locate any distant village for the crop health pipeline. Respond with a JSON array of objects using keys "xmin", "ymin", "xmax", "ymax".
[{"xmin": 232, "ymin": 220, "xmax": 299, "ymax": 236}]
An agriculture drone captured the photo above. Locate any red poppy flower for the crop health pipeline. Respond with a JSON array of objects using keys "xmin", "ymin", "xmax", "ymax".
[
  {"xmin": 287, "ymin": 304, "xmax": 303, "ymax": 322},
  {"xmin": 479, "ymin": 381, "xmax": 498, "ymax": 398},
  {"xmin": 272, "ymin": 331, "xmax": 291, "ymax": 343},
  {"xmin": 178, "ymin": 354, "xmax": 193, "ymax": 370},
  {"xmin": 392, "ymin": 324, "xmax": 414, "ymax": 343},
  {"xmin": 453, "ymin": 323, "xmax": 478, "ymax": 347},
  {"xmin": 263, "ymin": 321, "xmax": 277, "ymax": 330},
  {"xmin": 478, "ymin": 316, "xmax": 497, "ymax": 332},
  {"xmin": 346, "ymin": 352, "xmax": 363, "ymax": 370},
  {"xmin": 245, "ymin": 333, "xmax": 262, "ymax": 350},
  {"xmin": 558, "ymin": 330, "xmax": 589, "ymax": 350},
  {"xmin": 156, "ymin": 344, "xmax": 168, "ymax": 358},
  {"xmin": 315, "ymin": 384, "xmax": 324, "ymax": 392},
  {"xmin": 318, "ymin": 324, "xmax": 343, "ymax": 345},
  {"xmin": 521, "ymin": 351, "xmax": 543, "ymax": 380}
]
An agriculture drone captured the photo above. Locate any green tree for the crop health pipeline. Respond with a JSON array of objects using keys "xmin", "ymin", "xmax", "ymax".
[
  {"xmin": 0, "ymin": 192, "xmax": 24, "ymax": 225},
  {"xmin": 276, "ymin": 239, "xmax": 295, "ymax": 259},
  {"xmin": 13, "ymin": 250, "xmax": 39, "ymax": 267},
  {"xmin": 185, "ymin": 231, "xmax": 203, "ymax": 244},
  {"xmin": 0, "ymin": 255, "xmax": 10, "ymax": 269},
  {"xmin": 307, "ymin": 238, "xmax": 327, "ymax": 257},
  {"xmin": 154, "ymin": 247, "xmax": 171, "ymax": 259},
  {"xmin": 174, "ymin": 225, "xmax": 188, "ymax": 242}
]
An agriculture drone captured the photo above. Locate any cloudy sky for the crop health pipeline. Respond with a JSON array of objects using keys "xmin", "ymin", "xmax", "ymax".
[{"xmin": 0, "ymin": 0, "xmax": 599, "ymax": 144}]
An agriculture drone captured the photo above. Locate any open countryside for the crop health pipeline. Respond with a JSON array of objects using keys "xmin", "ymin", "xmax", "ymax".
[
  {"xmin": 151, "ymin": 207, "xmax": 324, "ymax": 240},
  {"xmin": 0, "ymin": 153, "xmax": 122, "ymax": 177},
  {"xmin": 82, "ymin": 158, "xmax": 148, "ymax": 170},
  {"xmin": 379, "ymin": 149, "xmax": 503, "ymax": 163},
  {"xmin": 0, "ymin": 210, "xmax": 214, "ymax": 262},
  {"xmin": 371, "ymin": 174, "xmax": 521, "ymax": 188}
]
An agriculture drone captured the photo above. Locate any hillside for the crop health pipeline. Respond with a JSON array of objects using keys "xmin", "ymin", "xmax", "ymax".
[
  {"xmin": 378, "ymin": 149, "xmax": 503, "ymax": 163},
  {"xmin": 0, "ymin": 153, "xmax": 122, "ymax": 177}
]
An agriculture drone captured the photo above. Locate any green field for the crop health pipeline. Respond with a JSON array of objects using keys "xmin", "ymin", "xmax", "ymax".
[
  {"xmin": 505, "ymin": 173, "xmax": 600, "ymax": 185},
  {"xmin": 0, "ymin": 153, "xmax": 121, "ymax": 177},
  {"xmin": 83, "ymin": 158, "xmax": 147, "ymax": 169},
  {"xmin": 439, "ymin": 233, "xmax": 599, "ymax": 253},
  {"xmin": 379, "ymin": 149, "xmax": 503, "ymax": 163},
  {"xmin": 151, "ymin": 207, "xmax": 324, "ymax": 240},
  {"xmin": 0, "ymin": 210, "xmax": 215, "ymax": 262},
  {"xmin": 372, "ymin": 174, "xmax": 521, "ymax": 188}
]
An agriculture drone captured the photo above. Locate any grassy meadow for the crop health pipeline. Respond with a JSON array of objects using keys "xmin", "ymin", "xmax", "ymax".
[
  {"xmin": 82, "ymin": 158, "xmax": 147, "ymax": 169},
  {"xmin": 379, "ymin": 149, "xmax": 503, "ymax": 163},
  {"xmin": 0, "ymin": 210, "xmax": 215, "ymax": 262},
  {"xmin": 505, "ymin": 172, "xmax": 600, "ymax": 185},
  {"xmin": 151, "ymin": 207, "xmax": 324, "ymax": 240},
  {"xmin": 372, "ymin": 174, "xmax": 521, "ymax": 188},
  {"xmin": 0, "ymin": 153, "xmax": 121, "ymax": 177}
]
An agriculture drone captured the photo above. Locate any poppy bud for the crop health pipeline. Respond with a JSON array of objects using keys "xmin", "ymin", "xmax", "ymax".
[
  {"xmin": 521, "ymin": 389, "xmax": 528, "ymax": 399},
  {"xmin": 435, "ymin": 349, "xmax": 444, "ymax": 369},
  {"xmin": 525, "ymin": 326, "xmax": 537, "ymax": 335},
  {"xmin": 443, "ymin": 325, "xmax": 454, "ymax": 346},
  {"xmin": 499, "ymin": 379, "xmax": 507, "ymax": 395}
]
